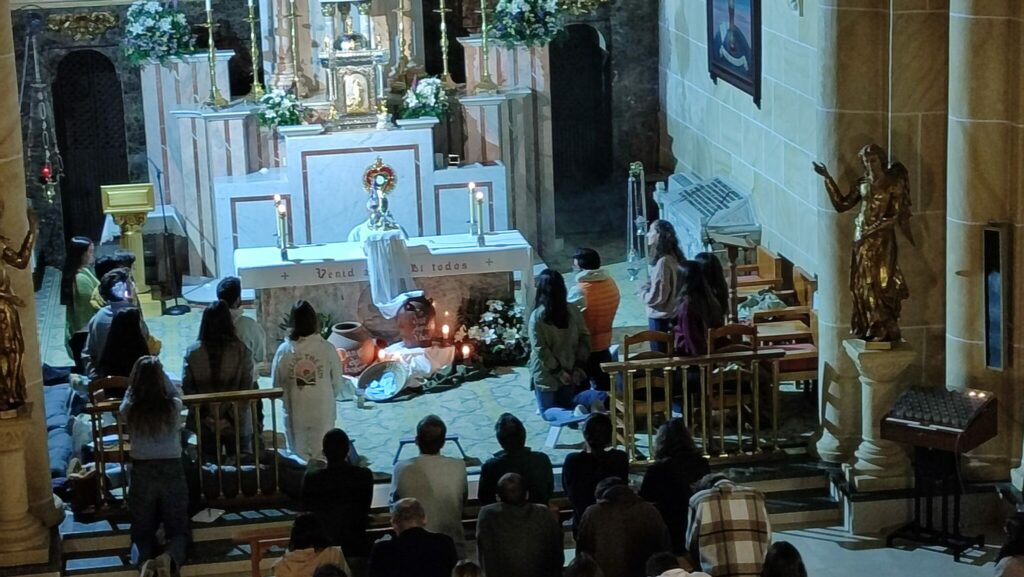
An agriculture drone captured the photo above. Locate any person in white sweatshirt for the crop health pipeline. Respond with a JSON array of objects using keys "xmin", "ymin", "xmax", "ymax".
[
  {"xmin": 645, "ymin": 552, "xmax": 711, "ymax": 577},
  {"xmin": 272, "ymin": 300, "xmax": 346, "ymax": 462}
]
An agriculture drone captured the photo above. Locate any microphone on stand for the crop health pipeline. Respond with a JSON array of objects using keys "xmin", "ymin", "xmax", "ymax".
[{"xmin": 148, "ymin": 157, "xmax": 190, "ymax": 316}]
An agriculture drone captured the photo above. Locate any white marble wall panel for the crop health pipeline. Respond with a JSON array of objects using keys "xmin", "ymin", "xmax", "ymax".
[
  {"xmin": 283, "ymin": 126, "xmax": 436, "ymax": 243},
  {"xmin": 141, "ymin": 52, "xmax": 234, "ymax": 203},
  {"xmin": 214, "ymin": 168, "xmax": 291, "ymax": 275},
  {"xmin": 432, "ymin": 163, "xmax": 509, "ymax": 236}
]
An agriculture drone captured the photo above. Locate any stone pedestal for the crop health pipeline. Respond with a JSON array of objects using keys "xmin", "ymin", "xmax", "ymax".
[
  {"xmin": 0, "ymin": 406, "xmax": 50, "ymax": 567},
  {"xmin": 842, "ymin": 339, "xmax": 915, "ymax": 491}
]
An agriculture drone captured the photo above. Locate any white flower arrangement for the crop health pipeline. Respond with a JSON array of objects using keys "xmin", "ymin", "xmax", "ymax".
[
  {"xmin": 256, "ymin": 89, "xmax": 305, "ymax": 127},
  {"xmin": 400, "ymin": 77, "xmax": 450, "ymax": 120},
  {"xmin": 123, "ymin": 0, "xmax": 194, "ymax": 67},
  {"xmin": 459, "ymin": 298, "xmax": 529, "ymax": 366},
  {"xmin": 491, "ymin": 0, "xmax": 563, "ymax": 48}
]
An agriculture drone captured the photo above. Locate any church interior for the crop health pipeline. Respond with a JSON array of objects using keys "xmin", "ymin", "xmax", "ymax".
[{"xmin": 0, "ymin": 0, "xmax": 1021, "ymax": 575}]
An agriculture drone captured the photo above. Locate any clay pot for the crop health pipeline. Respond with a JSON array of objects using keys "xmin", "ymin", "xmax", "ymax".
[
  {"xmin": 397, "ymin": 296, "xmax": 436, "ymax": 348},
  {"xmin": 328, "ymin": 321, "xmax": 376, "ymax": 376}
]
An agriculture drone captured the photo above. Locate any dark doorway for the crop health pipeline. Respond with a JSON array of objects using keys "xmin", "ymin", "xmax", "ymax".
[
  {"xmin": 421, "ymin": 0, "xmax": 467, "ymax": 83},
  {"xmin": 53, "ymin": 50, "xmax": 129, "ymax": 244},
  {"xmin": 551, "ymin": 24, "xmax": 613, "ymax": 232}
]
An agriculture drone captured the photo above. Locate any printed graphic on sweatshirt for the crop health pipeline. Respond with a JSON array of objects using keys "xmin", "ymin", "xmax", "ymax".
[{"xmin": 292, "ymin": 353, "xmax": 325, "ymax": 389}]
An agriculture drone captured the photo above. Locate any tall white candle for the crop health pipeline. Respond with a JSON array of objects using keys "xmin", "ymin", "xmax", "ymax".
[
  {"xmin": 205, "ymin": 0, "xmax": 212, "ymax": 12},
  {"xmin": 468, "ymin": 182, "xmax": 476, "ymax": 232},
  {"xmin": 475, "ymin": 190, "xmax": 485, "ymax": 233},
  {"xmin": 247, "ymin": 0, "xmax": 253, "ymax": 8}
]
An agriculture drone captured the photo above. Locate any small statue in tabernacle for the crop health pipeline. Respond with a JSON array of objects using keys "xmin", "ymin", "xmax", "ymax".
[
  {"xmin": 813, "ymin": 144, "xmax": 914, "ymax": 343},
  {"xmin": 0, "ymin": 206, "xmax": 38, "ymax": 411}
]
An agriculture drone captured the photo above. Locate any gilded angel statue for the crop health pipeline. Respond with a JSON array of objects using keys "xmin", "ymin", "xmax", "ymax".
[
  {"xmin": 813, "ymin": 144, "xmax": 914, "ymax": 343},
  {"xmin": 0, "ymin": 205, "xmax": 37, "ymax": 411}
]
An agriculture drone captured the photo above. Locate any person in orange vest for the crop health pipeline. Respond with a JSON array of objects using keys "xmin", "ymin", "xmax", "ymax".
[{"xmin": 568, "ymin": 248, "xmax": 621, "ymax": 391}]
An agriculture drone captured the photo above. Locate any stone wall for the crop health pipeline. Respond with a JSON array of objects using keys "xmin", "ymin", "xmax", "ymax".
[{"xmin": 658, "ymin": 0, "xmax": 818, "ymax": 272}]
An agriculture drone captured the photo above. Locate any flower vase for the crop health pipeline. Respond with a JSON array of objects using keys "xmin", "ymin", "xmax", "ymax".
[
  {"xmin": 328, "ymin": 322, "xmax": 376, "ymax": 375},
  {"xmin": 395, "ymin": 116, "xmax": 441, "ymax": 129}
]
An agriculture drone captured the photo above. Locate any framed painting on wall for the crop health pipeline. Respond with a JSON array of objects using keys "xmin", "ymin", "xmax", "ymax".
[{"xmin": 707, "ymin": 0, "xmax": 761, "ymax": 107}]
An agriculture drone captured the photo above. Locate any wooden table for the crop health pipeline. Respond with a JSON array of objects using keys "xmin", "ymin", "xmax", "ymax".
[{"xmin": 755, "ymin": 319, "xmax": 812, "ymax": 343}]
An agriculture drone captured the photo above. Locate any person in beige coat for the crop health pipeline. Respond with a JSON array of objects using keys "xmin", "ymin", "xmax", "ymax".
[{"xmin": 274, "ymin": 514, "xmax": 351, "ymax": 577}]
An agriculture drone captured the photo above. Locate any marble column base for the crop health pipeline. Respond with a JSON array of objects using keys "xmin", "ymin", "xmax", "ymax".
[
  {"xmin": 0, "ymin": 406, "xmax": 50, "ymax": 567},
  {"xmin": 843, "ymin": 339, "xmax": 915, "ymax": 492},
  {"xmin": 813, "ymin": 371, "xmax": 861, "ymax": 463}
]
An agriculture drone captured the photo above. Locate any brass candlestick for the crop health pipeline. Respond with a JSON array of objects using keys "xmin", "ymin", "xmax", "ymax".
[
  {"xmin": 286, "ymin": 0, "xmax": 306, "ymax": 97},
  {"xmin": 392, "ymin": 3, "xmax": 410, "ymax": 78},
  {"xmin": 246, "ymin": 4, "xmax": 266, "ymax": 99},
  {"xmin": 436, "ymin": 0, "xmax": 456, "ymax": 90},
  {"xmin": 204, "ymin": 9, "xmax": 229, "ymax": 108},
  {"xmin": 476, "ymin": 1, "xmax": 498, "ymax": 93}
]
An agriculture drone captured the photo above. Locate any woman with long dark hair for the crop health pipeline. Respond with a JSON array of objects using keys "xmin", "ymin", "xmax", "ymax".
[
  {"xmin": 272, "ymin": 300, "xmax": 345, "ymax": 461},
  {"xmin": 997, "ymin": 512, "xmax": 1024, "ymax": 576},
  {"xmin": 528, "ymin": 269, "xmax": 605, "ymax": 424},
  {"xmin": 119, "ymin": 356, "xmax": 187, "ymax": 573},
  {"xmin": 182, "ymin": 300, "xmax": 255, "ymax": 457},
  {"xmin": 673, "ymin": 260, "xmax": 726, "ymax": 356},
  {"xmin": 641, "ymin": 220, "xmax": 685, "ymax": 352},
  {"xmin": 694, "ymin": 251, "xmax": 730, "ymax": 319},
  {"xmin": 760, "ymin": 541, "xmax": 808, "ymax": 577},
  {"xmin": 61, "ymin": 236, "xmax": 96, "ymax": 370},
  {"xmin": 273, "ymin": 513, "xmax": 350, "ymax": 577},
  {"xmin": 639, "ymin": 418, "xmax": 711, "ymax": 554},
  {"xmin": 96, "ymin": 308, "xmax": 151, "ymax": 378}
]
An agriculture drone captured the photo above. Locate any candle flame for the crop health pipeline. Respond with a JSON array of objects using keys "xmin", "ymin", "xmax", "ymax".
[
  {"xmin": 442, "ymin": 324, "xmax": 450, "ymax": 337},
  {"xmin": 378, "ymin": 350, "xmax": 386, "ymax": 362},
  {"xmin": 475, "ymin": 191, "xmax": 484, "ymax": 201},
  {"xmin": 468, "ymin": 182, "xmax": 475, "ymax": 190},
  {"xmin": 461, "ymin": 344, "xmax": 470, "ymax": 359},
  {"xmin": 277, "ymin": 203, "xmax": 287, "ymax": 214},
  {"xmin": 273, "ymin": 193, "xmax": 282, "ymax": 202}
]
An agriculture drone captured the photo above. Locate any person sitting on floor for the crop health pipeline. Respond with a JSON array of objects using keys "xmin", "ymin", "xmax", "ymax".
[
  {"xmin": 645, "ymin": 552, "xmax": 711, "ymax": 577},
  {"xmin": 996, "ymin": 512, "xmax": 1024, "ymax": 577},
  {"xmin": 687, "ymin": 474, "xmax": 771, "ymax": 577},
  {"xmin": 368, "ymin": 498, "xmax": 458, "ymax": 577},
  {"xmin": 82, "ymin": 268, "xmax": 151, "ymax": 378},
  {"xmin": 273, "ymin": 513, "xmax": 351, "ymax": 577},
  {"xmin": 477, "ymin": 413, "xmax": 554, "ymax": 507},
  {"xmin": 567, "ymin": 247, "xmax": 621, "ymax": 391},
  {"xmin": 528, "ymin": 269, "xmax": 607, "ymax": 424},
  {"xmin": 562, "ymin": 413, "xmax": 628, "ymax": 536},
  {"xmin": 760, "ymin": 541, "xmax": 807, "ymax": 577},
  {"xmin": 640, "ymin": 418, "xmax": 711, "ymax": 555},
  {"xmin": 272, "ymin": 300, "xmax": 347, "ymax": 461},
  {"xmin": 476, "ymin": 473, "xmax": 564, "ymax": 577},
  {"xmin": 390, "ymin": 414, "xmax": 468, "ymax": 557},
  {"xmin": 301, "ymin": 428, "xmax": 374, "ymax": 557},
  {"xmin": 217, "ymin": 276, "xmax": 267, "ymax": 373},
  {"xmin": 576, "ymin": 477, "xmax": 671, "ymax": 577}
]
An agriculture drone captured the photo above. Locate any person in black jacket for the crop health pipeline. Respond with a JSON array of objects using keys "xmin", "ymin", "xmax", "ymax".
[
  {"xmin": 639, "ymin": 418, "xmax": 711, "ymax": 555},
  {"xmin": 477, "ymin": 413, "xmax": 554, "ymax": 506},
  {"xmin": 301, "ymin": 429, "xmax": 374, "ymax": 557},
  {"xmin": 368, "ymin": 498, "xmax": 458, "ymax": 577},
  {"xmin": 561, "ymin": 413, "xmax": 628, "ymax": 535}
]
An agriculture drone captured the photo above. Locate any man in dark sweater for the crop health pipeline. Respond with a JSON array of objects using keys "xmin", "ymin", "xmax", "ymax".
[
  {"xmin": 368, "ymin": 498, "xmax": 458, "ymax": 577},
  {"xmin": 301, "ymin": 429, "xmax": 374, "ymax": 557},
  {"xmin": 576, "ymin": 477, "xmax": 671, "ymax": 577},
  {"xmin": 476, "ymin": 473, "xmax": 564, "ymax": 577},
  {"xmin": 478, "ymin": 413, "xmax": 554, "ymax": 506}
]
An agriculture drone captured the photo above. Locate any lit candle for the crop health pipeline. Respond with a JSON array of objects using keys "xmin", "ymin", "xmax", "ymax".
[
  {"xmin": 378, "ymin": 349, "xmax": 386, "ymax": 363},
  {"xmin": 205, "ymin": 0, "xmax": 212, "ymax": 12},
  {"xmin": 461, "ymin": 344, "xmax": 471, "ymax": 362},
  {"xmin": 247, "ymin": 0, "xmax": 253, "ymax": 7},
  {"xmin": 277, "ymin": 202, "xmax": 288, "ymax": 247},
  {"xmin": 442, "ymin": 324, "xmax": 450, "ymax": 340},
  {"xmin": 468, "ymin": 182, "xmax": 476, "ymax": 233},
  {"xmin": 474, "ymin": 190, "xmax": 485, "ymax": 234}
]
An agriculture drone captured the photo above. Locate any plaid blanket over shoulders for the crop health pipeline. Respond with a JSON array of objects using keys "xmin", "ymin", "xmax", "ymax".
[{"xmin": 686, "ymin": 479, "xmax": 771, "ymax": 577}]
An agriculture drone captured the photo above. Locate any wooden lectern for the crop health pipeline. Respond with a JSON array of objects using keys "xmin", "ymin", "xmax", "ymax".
[{"xmin": 101, "ymin": 183, "xmax": 155, "ymax": 294}]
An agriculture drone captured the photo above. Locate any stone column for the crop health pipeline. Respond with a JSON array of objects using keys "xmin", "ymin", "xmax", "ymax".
[
  {"xmin": 812, "ymin": 0, "xmax": 890, "ymax": 463},
  {"xmin": 0, "ymin": 0, "xmax": 63, "ymax": 530},
  {"xmin": 271, "ymin": 0, "xmax": 311, "ymax": 95},
  {"xmin": 946, "ymin": 0, "xmax": 1021, "ymax": 481},
  {"xmin": 0, "ymin": 407, "xmax": 49, "ymax": 566},
  {"xmin": 842, "ymin": 340, "xmax": 915, "ymax": 491}
]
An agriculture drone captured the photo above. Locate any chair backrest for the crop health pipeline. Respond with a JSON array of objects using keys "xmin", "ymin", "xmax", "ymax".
[
  {"xmin": 793, "ymin": 266, "xmax": 817, "ymax": 307},
  {"xmin": 623, "ymin": 330, "xmax": 674, "ymax": 359},
  {"xmin": 756, "ymin": 246, "xmax": 782, "ymax": 281},
  {"xmin": 707, "ymin": 323, "xmax": 758, "ymax": 354},
  {"xmin": 88, "ymin": 376, "xmax": 130, "ymax": 406}
]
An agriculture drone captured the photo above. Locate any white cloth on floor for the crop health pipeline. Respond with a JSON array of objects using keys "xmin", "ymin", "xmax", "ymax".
[
  {"xmin": 362, "ymin": 229, "xmax": 421, "ymax": 319},
  {"xmin": 382, "ymin": 342, "xmax": 455, "ymax": 388}
]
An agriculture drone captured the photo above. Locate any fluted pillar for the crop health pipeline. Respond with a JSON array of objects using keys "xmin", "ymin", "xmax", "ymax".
[
  {"xmin": 0, "ymin": 408, "xmax": 49, "ymax": 566},
  {"xmin": 812, "ymin": 0, "xmax": 890, "ymax": 463},
  {"xmin": 0, "ymin": 0, "xmax": 63, "ymax": 533},
  {"xmin": 947, "ymin": 0, "xmax": 1022, "ymax": 481}
]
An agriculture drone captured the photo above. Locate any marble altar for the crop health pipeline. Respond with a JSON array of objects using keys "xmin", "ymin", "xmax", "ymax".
[{"xmin": 235, "ymin": 230, "xmax": 534, "ymax": 360}]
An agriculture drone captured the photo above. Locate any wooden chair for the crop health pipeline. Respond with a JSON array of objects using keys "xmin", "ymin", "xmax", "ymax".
[
  {"xmin": 792, "ymin": 266, "xmax": 817, "ymax": 307},
  {"xmin": 752, "ymin": 307, "xmax": 818, "ymax": 396},
  {"xmin": 704, "ymin": 324, "xmax": 760, "ymax": 455},
  {"xmin": 735, "ymin": 246, "xmax": 783, "ymax": 290},
  {"xmin": 87, "ymin": 375, "xmax": 130, "ymax": 405},
  {"xmin": 609, "ymin": 331, "xmax": 675, "ymax": 461},
  {"xmin": 237, "ymin": 529, "xmax": 290, "ymax": 577}
]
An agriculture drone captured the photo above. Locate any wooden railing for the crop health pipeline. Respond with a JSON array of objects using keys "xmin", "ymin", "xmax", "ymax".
[
  {"xmin": 85, "ymin": 388, "xmax": 286, "ymax": 511},
  {"xmin": 601, "ymin": 349, "xmax": 787, "ymax": 463}
]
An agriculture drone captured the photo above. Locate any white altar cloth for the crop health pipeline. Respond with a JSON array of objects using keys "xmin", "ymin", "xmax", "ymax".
[{"xmin": 235, "ymin": 230, "xmax": 535, "ymax": 310}]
